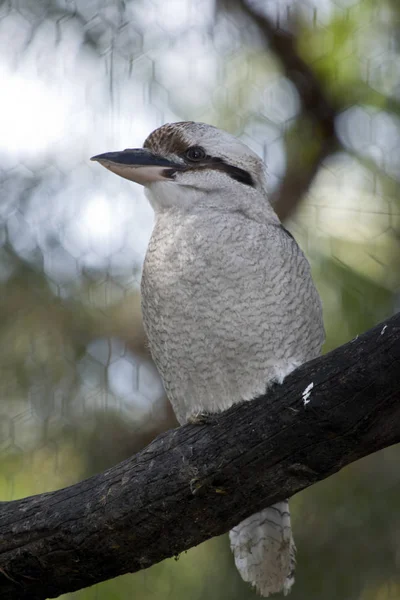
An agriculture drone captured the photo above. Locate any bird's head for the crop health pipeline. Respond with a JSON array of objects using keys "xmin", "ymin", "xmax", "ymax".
[{"xmin": 91, "ymin": 121, "xmax": 274, "ymax": 220}]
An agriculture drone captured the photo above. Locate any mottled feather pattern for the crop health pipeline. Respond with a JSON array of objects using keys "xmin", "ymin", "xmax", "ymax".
[
  {"xmin": 139, "ymin": 122, "xmax": 325, "ymax": 597},
  {"xmin": 142, "ymin": 209, "xmax": 323, "ymax": 424},
  {"xmin": 143, "ymin": 121, "xmax": 196, "ymax": 155},
  {"xmin": 230, "ymin": 501, "xmax": 295, "ymax": 596}
]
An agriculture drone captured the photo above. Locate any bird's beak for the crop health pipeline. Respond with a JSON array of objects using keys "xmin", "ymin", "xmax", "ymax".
[{"xmin": 90, "ymin": 148, "xmax": 183, "ymax": 185}]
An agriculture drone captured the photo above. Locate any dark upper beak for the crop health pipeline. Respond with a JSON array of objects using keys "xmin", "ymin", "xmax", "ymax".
[{"xmin": 90, "ymin": 148, "xmax": 183, "ymax": 185}]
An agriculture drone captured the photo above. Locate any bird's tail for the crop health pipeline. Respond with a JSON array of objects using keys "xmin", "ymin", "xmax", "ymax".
[{"xmin": 229, "ymin": 501, "xmax": 295, "ymax": 597}]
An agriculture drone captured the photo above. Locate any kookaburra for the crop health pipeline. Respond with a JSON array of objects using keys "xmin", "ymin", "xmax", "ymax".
[{"xmin": 91, "ymin": 121, "xmax": 324, "ymax": 597}]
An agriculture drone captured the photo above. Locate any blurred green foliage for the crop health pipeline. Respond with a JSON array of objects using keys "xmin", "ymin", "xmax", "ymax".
[{"xmin": 0, "ymin": 0, "xmax": 400, "ymax": 599}]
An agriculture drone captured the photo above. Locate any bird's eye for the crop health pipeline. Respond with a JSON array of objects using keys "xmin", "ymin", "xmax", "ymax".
[{"xmin": 185, "ymin": 146, "xmax": 206, "ymax": 161}]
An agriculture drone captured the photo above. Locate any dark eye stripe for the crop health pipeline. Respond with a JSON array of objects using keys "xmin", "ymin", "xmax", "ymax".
[
  {"xmin": 181, "ymin": 153, "xmax": 255, "ymax": 187},
  {"xmin": 203, "ymin": 157, "xmax": 255, "ymax": 187},
  {"xmin": 218, "ymin": 162, "xmax": 255, "ymax": 187}
]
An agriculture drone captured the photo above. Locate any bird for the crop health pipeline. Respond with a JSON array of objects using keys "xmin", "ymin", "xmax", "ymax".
[{"xmin": 91, "ymin": 121, "xmax": 325, "ymax": 597}]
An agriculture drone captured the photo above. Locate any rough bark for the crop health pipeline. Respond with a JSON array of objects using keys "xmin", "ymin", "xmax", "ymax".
[{"xmin": 1, "ymin": 314, "xmax": 400, "ymax": 599}]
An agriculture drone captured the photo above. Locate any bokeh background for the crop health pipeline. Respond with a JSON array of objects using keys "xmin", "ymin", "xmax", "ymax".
[{"xmin": 1, "ymin": 0, "xmax": 400, "ymax": 598}]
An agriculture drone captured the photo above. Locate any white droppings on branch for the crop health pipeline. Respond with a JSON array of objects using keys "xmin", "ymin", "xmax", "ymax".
[{"xmin": 302, "ymin": 382, "xmax": 314, "ymax": 406}]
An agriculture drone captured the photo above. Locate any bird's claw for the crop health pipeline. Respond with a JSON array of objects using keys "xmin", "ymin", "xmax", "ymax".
[
  {"xmin": 187, "ymin": 412, "xmax": 214, "ymax": 425},
  {"xmin": 190, "ymin": 478, "xmax": 228, "ymax": 496},
  {"xmin": 190, "ymin": 477, "xmax": 204, "ymax": 495}
]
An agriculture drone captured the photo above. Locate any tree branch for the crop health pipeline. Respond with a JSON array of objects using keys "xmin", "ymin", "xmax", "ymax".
[
  {"xmin": 1, "ymin": 314, "xmax": 400, "ymax": 599},
  {"xmin": 219, "ymin": 0, "xmax": 341, "ymax": 220}
]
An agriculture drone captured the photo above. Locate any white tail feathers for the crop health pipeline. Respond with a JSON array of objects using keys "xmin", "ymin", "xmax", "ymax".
[{"xmin": 229, "ymin": 501, "xmax": 295, "ymax": 597}]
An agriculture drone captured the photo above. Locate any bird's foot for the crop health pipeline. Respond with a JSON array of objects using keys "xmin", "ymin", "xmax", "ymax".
[
  {"xmin": 190, "ymin": 477, "xmax": 205, "ymax": 495},
  {"xmin": 187, "ymin": 412, "xmax": 214, "ymax": 425},
  {"xmin": 190, "ymin": 477, "xmax": 228, "ymax": 496}
]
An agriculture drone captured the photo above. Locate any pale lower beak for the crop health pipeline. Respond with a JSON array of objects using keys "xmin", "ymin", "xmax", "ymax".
[{"xmin": 90, "ymin": 148, "xmax": 182, "ymax": 185}]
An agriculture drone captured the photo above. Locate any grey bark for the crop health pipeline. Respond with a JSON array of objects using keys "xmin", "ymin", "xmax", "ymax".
[{"xmin": 0, "ymin": 313, "xmax": 399, "ymax": 600}]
